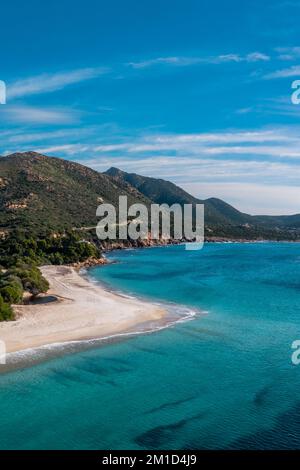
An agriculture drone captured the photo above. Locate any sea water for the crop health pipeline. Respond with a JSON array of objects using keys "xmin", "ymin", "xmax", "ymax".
[{"xmin": 0, "ymin": 243, "xmax": 300, "ymax": 449}]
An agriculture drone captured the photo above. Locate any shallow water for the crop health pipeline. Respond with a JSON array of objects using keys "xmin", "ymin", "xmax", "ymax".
[{"xmin": 0, "ymin": 243, "xmax": 300, "ymax": 449}]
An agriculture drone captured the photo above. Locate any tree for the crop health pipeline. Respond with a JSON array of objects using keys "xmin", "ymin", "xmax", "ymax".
[{"xmin": 22, "ymin": 274, "xmax": 49, "ymax": 298}]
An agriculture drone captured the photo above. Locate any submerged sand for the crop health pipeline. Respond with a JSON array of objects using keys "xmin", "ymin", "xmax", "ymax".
[{"xmin": 0, "ymin": 265, "xmax": 166, "ymax": 354}]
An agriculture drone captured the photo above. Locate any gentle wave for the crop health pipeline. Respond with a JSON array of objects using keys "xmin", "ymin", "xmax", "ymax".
[
  {"xmin": 3, "ymin": 283, "xmax": 201, "ymax": 370},
  {"xmin": 2, "ymin": 259, "xmax": 203, "ymax": 370}
]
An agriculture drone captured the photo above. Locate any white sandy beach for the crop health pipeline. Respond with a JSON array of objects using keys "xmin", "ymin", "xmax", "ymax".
[{"xmin": 0, "ymin": 265, "xmax": 166, "ymax": 354}]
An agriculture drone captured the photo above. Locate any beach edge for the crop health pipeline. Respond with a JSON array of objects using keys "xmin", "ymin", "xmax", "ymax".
[{"xmin": 0, "ymin": 264, "xmax": 167, "ymax": 357}]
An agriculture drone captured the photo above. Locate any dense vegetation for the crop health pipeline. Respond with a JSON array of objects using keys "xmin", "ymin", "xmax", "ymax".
[{"xmin": 0, "ymin": 229, "xmax": 100, "ymax": 268}]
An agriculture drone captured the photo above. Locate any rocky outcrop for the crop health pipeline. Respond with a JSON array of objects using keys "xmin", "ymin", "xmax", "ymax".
[{"xmin": 71, "ymin": 257, "xmax": 108, "ymax": 269}]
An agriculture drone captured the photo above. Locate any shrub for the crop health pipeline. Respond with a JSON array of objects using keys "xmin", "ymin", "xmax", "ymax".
[
  {"xmin": 0, "ymin": 282, "xmax": 23, "ymax": 304},
  {"xmin": 0, "ymin": 273, "xmax": 24, "ymax": 304},
  {"xmin": 0, "ymin": 294, "xmax": 15, "ymax": 321},
  {"xmin": 8, "ymin": 265, "xmax": 49, "ymax": 298}
]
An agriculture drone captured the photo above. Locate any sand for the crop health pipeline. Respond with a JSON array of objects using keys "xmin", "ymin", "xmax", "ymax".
[{"xmin": 0, "ymin": 265, "xmax": 166, "ymax": 354}]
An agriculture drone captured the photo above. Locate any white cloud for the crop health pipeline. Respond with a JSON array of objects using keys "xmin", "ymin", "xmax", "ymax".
[
  {"xmin": 201, "ymin": 145, "xmax": 300, "ymax": 158},
  {"xmin": 4, "ymin": 128, "xmax": 87, "ymax": 144},
  {"xmin": 7, "ymin": 67, "xmax": 108, "ymax": 99},
  {"xmin": 246, "ymin": 52, "xmax": 270, "ymax": 62},
  {"xmin": 127, "ymin": 52, "xmax": 270, "ymax": 68},
  {"xmin": 151, "ymin": 130, "xmax": 291, "ymax": 144},
  {"xmin": 85, "ymin": 129, "xmax": 300, "ymax": 158},
  {"xmin": 207, "ymin": 54, "xmax": 242, "ymax": 63},
  {"xmin": 263, "ymin": 64, "xmax": 300, "ymax": 79},
  {"xmin": 36, "ymin": 144, "xmax": 90, "ymax": 155},
  {"xmin": 127, "ymin": 57, "xmax": 195, "ymax": 68},
  {"xmin": 1, "ymin": 105, "xmax": 80, "ymax": 124},
  {"xmin": 6, "ymin": 126, "xmax": 300, "ymax": 161},
  {"xmin": 14, "ymin": 126, "xmax": 300, "ymax": 162}
]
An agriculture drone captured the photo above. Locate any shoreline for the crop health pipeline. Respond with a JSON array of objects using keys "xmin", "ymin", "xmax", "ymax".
[
  {"xmin": 0, "ymin": 265, "xmax": 169, "ymax": 359},
  {"xmin": 0, "ymin": 239, "xmax": 286, "ymax": 368}
]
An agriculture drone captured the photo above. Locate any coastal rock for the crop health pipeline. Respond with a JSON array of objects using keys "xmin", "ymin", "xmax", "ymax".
[{"xmin": 71, "ymin": 257, "xmax": 108, "ymax": 269}]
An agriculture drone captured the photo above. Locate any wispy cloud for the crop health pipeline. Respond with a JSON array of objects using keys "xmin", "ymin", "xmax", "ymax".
[
  {"xmin": 35, "ymin": 144, "xmax": 91, "ymax": 155},
  {"xmin": 127, "ymin": 57, "xmax": 195, "ymax": 68},
  {"xmin": 87, "ymin": 129, "xmax": 296, "ymax": 156},
  {"xmin": 2, "ymin": 128, "xmax": 90, "ymax": 144},
  {"xmin": 15, "ymin": 126, "xmax": 300, "ymax": 163},
  {"xmin": 0, "ymin": 105, "xmax": 80, "ymax": 124},
  {"xmin": 275, "ymin": 46, "xmax": 300, "ymax": 60},
  {"xmin": 7, "ymin": 67, "xmax": 109, "ymax": 99},
  {"xmin": 246, "ymin": 52, "xmax": 270, "ymax": 62},
  {"xmin": 235, "ymin": 107, "xmax": 254, "ymax": 115},
  {"xmin": 127, "ymin": 52, "xmax": 270, "ymax": 69},
  {"xmin": 0, "ymin": 123, "xmax": 121, "ymax": 151},
  {"xmin": 263, "ymin": 64, "xmax": 300, "ymax": 79},
  {"xmin": 235, "ymin": 96, "xmax": 300, "ymax": 118}
]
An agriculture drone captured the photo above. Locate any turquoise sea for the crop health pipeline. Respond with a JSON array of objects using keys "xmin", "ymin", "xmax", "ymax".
[{"xmin": 0, "ymin": 243, "xmax": 300, "ymax": 449}]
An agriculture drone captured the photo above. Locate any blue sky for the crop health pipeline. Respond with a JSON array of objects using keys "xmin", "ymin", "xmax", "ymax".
[{"xmin": 1, "ymin": 0, "xmax": 300, "ymax": 214}]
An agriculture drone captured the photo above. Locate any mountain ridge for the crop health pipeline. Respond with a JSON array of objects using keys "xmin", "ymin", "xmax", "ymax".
[
  {"xmin": 0, "ymin": 152, "xmax": 299, "ymax": 239},
  {"xmin": 104, "ymin": 167, "xmax": 300, "ymax": 229}
]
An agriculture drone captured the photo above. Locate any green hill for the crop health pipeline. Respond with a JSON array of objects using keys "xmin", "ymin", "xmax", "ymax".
[
  {"xmin": 105, "ymin": 167, "xmax": 253, "ymax": 226},
  {"xmin": 0, "ymin": 152, "xmax": 151, "ymax": 234},
  {"xmin": 105, "ymin": 168, "xmax": 287, "ymax": 226}
]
